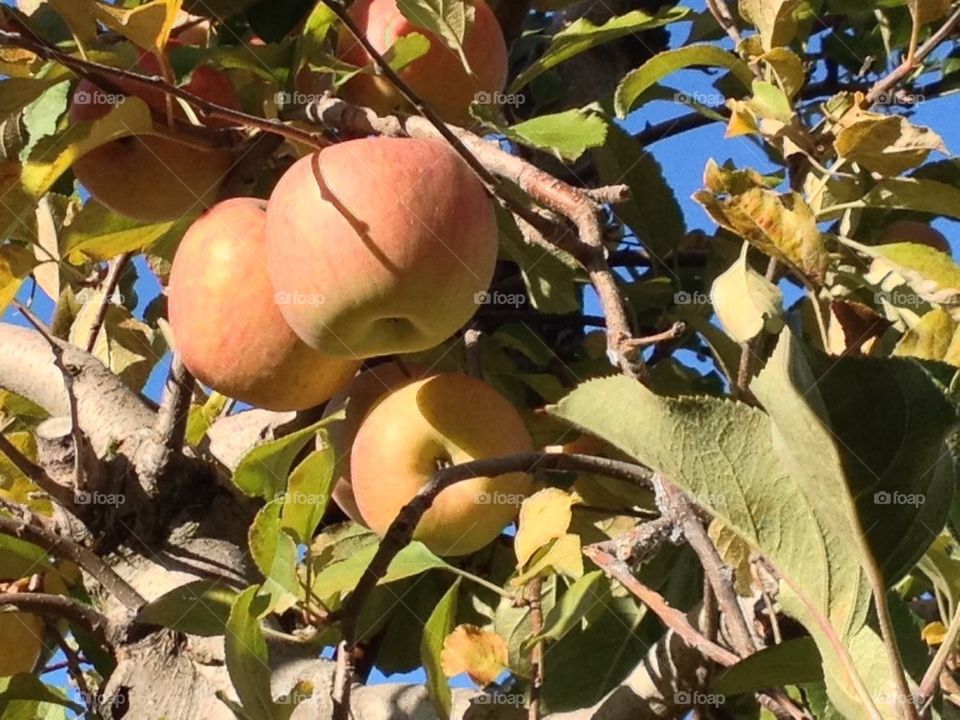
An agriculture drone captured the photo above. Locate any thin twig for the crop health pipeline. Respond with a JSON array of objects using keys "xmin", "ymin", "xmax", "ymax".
[
  {"xmin": 583, "ymin": 544, "xmax": 739, "ymax": 667},
  {"xmin": 84, "ymin": 253, "xmax": 131, "ymax": 354},
  {"xmin": 659, "ymin": 480, "xmax": 756, "ymax": 657},
  {"xmin": 917, "ymin": 599, "xmax": 960, "ymax": 711},
  {"xmin": 0, "ymin": 29, "xmax": 329, "ymax": 150},
  {"xmin": 0, "ymin": 592, "xmax": 111, "ymax": 648},
  {"xmin": 54, "ymin": 631, "xmax": 95, "ymax": 715},
  {"xmin": 527, "ymin": 576, "xmax": 545, "ymax": 720},
  {"xmin": 0, "ymin": 509, "xmax": 145, "ymax": 612},
  {"xmin": 865, "ymin": 6, "xmax": 960, "ymax": 106},
  {"xmin": 0, "ymin": 432, "xmax": 76, "ymax": 509}
]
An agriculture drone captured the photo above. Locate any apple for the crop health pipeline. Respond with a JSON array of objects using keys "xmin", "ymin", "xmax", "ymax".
[
  {"xmin": 350, "ymin": 372, "xmax": 534, "ymax": 556},
  {"xmin": 0, "ymin": 611, "xmax": 44, "ymax": 677},
  {"xmin": 336, "ymin": 0, "xmax": 508, "ymax": 124},
  {"xmin": 323, "ymin": 361, "xmax": 429, "ymax": 521},
  {"xmin": 168, "ymin": 198, "xmax": 360, "ymax": 411},
  {"xmin": 265, "ymin": 136, "xmax": 498, "ymax": 358},
  {"xmin": 68, "ymin": 43, "xmax": 240, "ymax": 222},
  {"xmin": 879, "ymin": 220, "xmax": 951, "ymax": 254}
]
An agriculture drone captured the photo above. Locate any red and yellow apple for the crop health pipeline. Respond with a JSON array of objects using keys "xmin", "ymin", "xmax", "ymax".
[
  {"xmin": 879, "ymin": 220, "xmax": 951, "ymax": 254},
  {"xmin": 323, "ymin": 361, "xmax": 429, "ymax": 521},
  {"xmin": 168, "ymin": 197, "xmax": 360, "ymax": 411},
  {"xmin": 265, "ymin": 137, "xmax": 498, "ymax": 358},
  {"xmin": 69, "ymin": 43, "xmax": 239, "ymax": 222},
  {"xmin": 350, "ymin": 372, "xmax": 534, "ymax": 556},
  {"xmin": 336, "ymin": 0, "xmax": 508, "ymax": 124}
]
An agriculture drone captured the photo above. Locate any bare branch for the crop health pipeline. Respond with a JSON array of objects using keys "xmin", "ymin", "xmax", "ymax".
[
  {"xmin": 0, "ymin": 591, "xmax": 111, "ymax": 648},
  {"xmin": 84, "ymin": 253, "xmax": 132, "ymax": 354},
  {"xmin": 528, "ymin": 576, "xmax": 545, "ymax": 720},
  {"xmin": 0, "ymin": 507, "xmax": 145, "ymax": 612}
]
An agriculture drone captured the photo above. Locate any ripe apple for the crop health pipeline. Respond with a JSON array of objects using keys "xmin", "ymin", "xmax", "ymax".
[
  {"xmin": 350, "ymin": 373, "xmax": 534, "ymax": 556},
  {"xmin": 265, "ymin": 137, "xmax": 498, "ymax": 358},
  {"xmin": 68, "ymin": 43, "xmax": 239, "ymax": 222},
  {"xmin": 323, "ymin": 361, "xmax": 429, "ymax": 521},
  {"xmin": 879, "ymin": 220, "xmax": 951, "ymax": 254},
  {"xmin": 336, "ymin": 0, "xmax": 508, "ymax": 124},
  {"xmin": 0, "ymin": 611, "xmax": 44, "ymax": 676},
  {"xmin": 168, "ymin": 198, "xmax": 360, "ymax": 411}
]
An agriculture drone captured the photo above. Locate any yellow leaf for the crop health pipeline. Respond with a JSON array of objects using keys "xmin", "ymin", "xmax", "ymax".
[
  {"xmin": 69, "ymin": 294, "xmax": 157, "ymax": 390},
  {"xmin": 22, "ymin": 97, "xmax": 156, "ymax": 198},
  {"xmin": 440, "ymin": 625, "xmax": 508, "ymax": 686},
  {"xmin": 922, "ymin": 621, "xmax": 948, "ymax": 646},
  {"xmin": 711, "ymin": 242, "xmax": 784, "ymax": 343},
  {"xmin": 94, "ymin": 0, "xmax": 184, "ymax": 52},
  {"xmin": 834, "ymin": 109, "xmax": 948, "ymax": 177},
  {"xmin": 893, "ymin": 308, "xmax": 960, "ymax": 367},
  {"xmin": 0, "ymin": 242, "xmax": 36, "ymax": 315},
  {"xmin": 709, "ymin": 519, "xmax": 754, "ymax": 596},
  {"xmin": 50, "ymin": 0, "xmax": 99, "ymax": 45},
  {"xmin": 0, "ymin": 431, "xmax": 51, "ymax": 516},
  {"xmin": 725, "ymin": 100, "xmax": 758, "ymax": 138},
  {"xmin": 515, "ymin": 488, "xmax": 580, "ymax": 568},
  {"xmin": 512, "ymin": 533, "xmax": 584, "ymax": 586},
  {"xmin": 909, "ymin": 0, "xmax": 951, "ymax": 26}
]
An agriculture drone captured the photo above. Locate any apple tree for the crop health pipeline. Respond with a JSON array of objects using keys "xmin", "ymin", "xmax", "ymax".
[{"xmin": 0, "ymin": 1, "xmax": 959, "ymax": 719}]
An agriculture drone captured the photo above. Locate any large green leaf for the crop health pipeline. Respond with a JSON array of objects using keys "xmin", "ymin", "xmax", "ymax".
[
  {"xmin": 311, "ymin": 540, "xmax": 451, "ymax": 599},
  {"xmin": 510, "ymin": 7, "xmax": 690, "ymax": 92},
  {"xmin": 136, "ymin": 579, "xmax": 239, "ymax": 636},
  {"xmin": 232, "ymin": 418, "xmax": 331, "ymax": 499},
  {"xmin": 550, "ymin": 331, "xmax": 957, "ymax": 717},
  {"xmin": 281, "ymin": 442, "xmax": 335, "ymax": 545},
  {"xmin": 593, "ymin": 121, "xmax": 686, "ymax": 258},
  {"xmin": 249, "ymin": 499, "xmax": 301, "ymax": 612},
  {"xmin": 614, "ymin": 44, "xmax": 754, "ymax": 117},
  {"xmin": 712, "ymin": 637, "xmax": 823, "ymax": 695},
  {"xmin": 503, "ymin": 109, "xmax": 608, "ymax": 162},
  {"xmin": 396, "ymin": 0, "xmax": 475, "ymax": 72}
]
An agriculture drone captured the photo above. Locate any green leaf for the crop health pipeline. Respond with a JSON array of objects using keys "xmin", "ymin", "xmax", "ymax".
[
  {"xmin": 62, "ymin": 201, "xmax": 185, "ymax": 262},
  {"xmin": 232, "ymin": 417, "xmax": 330, "ymax": 499},
  {"xmin": 0, "ymin": 675, "xmax": 80, "ymax": 714},
  {"xmin": 225, "ymin": 586, "xmax": 293, "ymax": 720},
  {"xmin": 748, "ymin": 80, "xmax": 793, "ymax": 122},
  {"xmin": 614, "ymin": 44, "xmax": 754, "ymax": 118},
  {"xmin": 844, "ymin": 239, "xmax": 960, "ymax": 311},
  {"xmin": 549, "ymin": 332, "xmax": 957, "ymax": 718},
  {"xmin": 21, "ymin": 97, "xmax": 155, "ymax": 197},
  {"xmin": 527, "ymin": 570, "xmax": 609, "ymax": 646},
  {"xmin": 312, "ymin": 540, "xmax": 451, "ymax": 599},
  {"xmin": 249, "ymin": 499, "xmax": 301, "ymax": 611},
  {"xmin": 20, "ymin": 80, "xmax": 70, "ymax": 162},
  {"xmin": 281, "ymin": 443, "xmax": 335, "ymax": 545},
  {"xmin": 185, "ymin": 392, "xmax": 229, "ymax": 446},
  {"xmin": 593, "ymin": 121, "xmax": 686, "ymax": 258},
  {"xmin": 712, "ymin": 637, "xmax": 823, "ymax": 695},
  {"xmin": 846, "ymin": 177, "xmax": 960, "ymax": 219},
  {"xmin": 136, "ymin": 579, "xmax": 239, "ymax": 636},
  {"xmin": 504, "ymin": 109, "xmax": 608, "ymax": 162},
  {"xmin": 421, "ymin": 579, "xmax": 460, "ymax": 719},
  {"xmin": 710, "ymin": 242, "xmax": 784, "ymax": 342},
  {"xmin": 510, "ymin": 6, "xmax": 690, "ymax": 92},
  {"xmin": 384, "ymin": 32, "xmax": 431, "ymax": 73},
  {"xmin": 739, "ymin": 0, "xmax": 802, "ymax": 50},
  {"xmin": 396, "ymin": 0, "xmax": 476, "ymax": 73}
]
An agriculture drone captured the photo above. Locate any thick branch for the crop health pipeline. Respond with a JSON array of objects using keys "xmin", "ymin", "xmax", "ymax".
[{"xmin": 0, "ymin": 591, "xmax": 111, "ymax": 648}]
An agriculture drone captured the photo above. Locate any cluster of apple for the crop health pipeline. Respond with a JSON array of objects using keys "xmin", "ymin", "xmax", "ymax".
[{"xmin": 65, "ymin": 1, "xmax": 527, "ymax": 555}]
